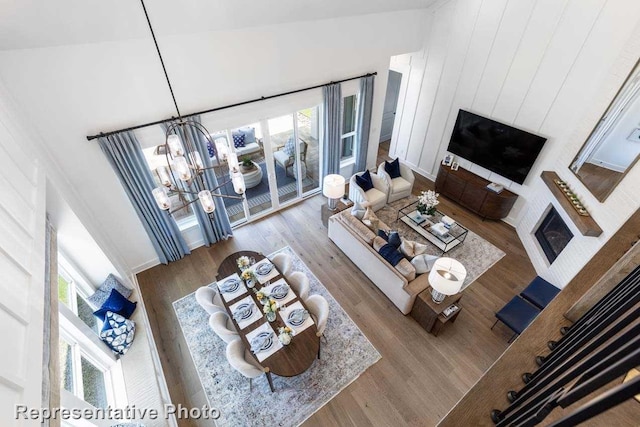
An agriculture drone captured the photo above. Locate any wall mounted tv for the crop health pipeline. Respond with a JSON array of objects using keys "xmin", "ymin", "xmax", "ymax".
[{"xmin": 447, "ymin": 110, "xmax": 547, "ymax": 184}]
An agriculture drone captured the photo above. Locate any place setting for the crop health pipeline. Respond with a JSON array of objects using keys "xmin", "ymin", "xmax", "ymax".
[
  {"xmin": 261, "ymin": 278, "xmax": 296, "ymax": 306},
  {"xmin": 216, "ymin": 273, "xmax": 248, "ymax": 302},
  {"xmin": 280, "ymin": 300, "xmax": 314, "ymax": 334},
  {"xmin": 246, "ymin": 322, "xmax": 283, "ymax": 362},
  {"xmin": 251, "ymin": 259, "xmax": 280, "ymax": 284},
  {"xmin": 228, "ymin": 296, "xmax": 262, "ymax": 330}
]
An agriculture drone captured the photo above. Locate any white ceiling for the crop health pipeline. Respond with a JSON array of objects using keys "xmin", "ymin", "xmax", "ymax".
[{"xmin": 0, "ymin": 0, "xmax": 436, "ymax": 50}]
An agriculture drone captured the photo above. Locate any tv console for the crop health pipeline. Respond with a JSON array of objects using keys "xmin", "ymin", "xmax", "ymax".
[{"xmin": 435, "ymin": 165, "xmax": 517, "ymax": 220}]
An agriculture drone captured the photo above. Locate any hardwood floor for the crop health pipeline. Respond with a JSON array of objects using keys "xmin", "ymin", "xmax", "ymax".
[{"xmin": 136, "ymin": 143, "xmax": 536, "ymax": 427}]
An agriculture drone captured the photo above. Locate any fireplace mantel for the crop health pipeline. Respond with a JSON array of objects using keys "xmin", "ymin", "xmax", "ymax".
[{"xmin": 541, "ymin": 171, "xmax": 602, "ymax": 237}]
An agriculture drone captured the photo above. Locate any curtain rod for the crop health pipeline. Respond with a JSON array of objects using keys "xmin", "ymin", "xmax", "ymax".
[{"xmin": 86, "ymin": 71, "xmax": 377, "ymax": 141}]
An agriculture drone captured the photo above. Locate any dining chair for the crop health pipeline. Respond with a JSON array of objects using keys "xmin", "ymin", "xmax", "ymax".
[
  {"xmin": 271, "ymin": 253, "xmax": 293, "ymax": 277},
  {"xmin": 208, "ymin": 312, "xmax": 239, "ymax": 343},
  {"xmin": 226, "ymin": 338, "xmax": 275, "ymax": 392},
  {"xmin": 195, "ymin": 286, "xmax": 225, "ymax": 315},
  {"xmin": 287, "ymin": 271, "xmax": 310, "ymax": 302},
  {"xmin": 305, "ymin": 294, "xmax": 329, "ymax": 359}
]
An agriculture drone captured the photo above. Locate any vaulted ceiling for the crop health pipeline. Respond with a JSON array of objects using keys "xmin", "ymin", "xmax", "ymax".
[{"xmin": 0, "ymin": 0, "xmax": 437, "ymax": 50}]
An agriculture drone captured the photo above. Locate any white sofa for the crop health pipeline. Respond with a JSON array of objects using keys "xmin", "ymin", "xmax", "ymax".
[{"xmin": 328, "ymin": 210, "xmax": 429, "ymax": 314}]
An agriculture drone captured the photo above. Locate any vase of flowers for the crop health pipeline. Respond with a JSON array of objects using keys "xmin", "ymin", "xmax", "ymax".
[
  {"xmin": 241, "ymin": 269, "xmax": 256, "ymax": 288},
  {"xmin": 236, "ymin": 255, "xmax": 251, "ymax": 271},
  {"xmin": 278, "ymin": 326, "xmax": 293, "ymax": 345},
  {"xmin": 417, "ymin": 190, "xmax": 439, "ymax": 216},
  {"xmin": 262, "ymin": 298, "xmax": 278, "ymax": 322}
]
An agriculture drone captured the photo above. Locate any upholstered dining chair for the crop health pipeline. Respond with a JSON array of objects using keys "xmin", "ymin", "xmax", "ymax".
[
  {"xmin": 271, "ymin": 253, "xmax": 293, "ymax": 277},
  {"xmin": 225, "ymin": 338, "xmax": 275, "ymax": 392},
  {"xmin": 287, "ymin": 271, "xmax": 310, "ymax": 302},
  {"xmin": 348, "ymin": 171, "xmax": 389, "ymax": 212},
  {"xmin": 195, "ymin": 286, "xmax": 225, "ymax": 315},
  {"xmin": 377, "ymin": 161, "xmax": 415, "ymax": 203},
  {"xmin": 306, "ymin": 294, "xmax": 329, "ymax": 358},
  {"xmin": 208, "ymin": 312, "xmax": 239, "ymax": 343}
]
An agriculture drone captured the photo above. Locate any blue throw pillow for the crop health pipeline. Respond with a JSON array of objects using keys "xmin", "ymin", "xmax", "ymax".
[
  {"xmin": 93, "ymin": 288, "xmax": 137, "ymax": 321},
  {"xmin": 355, "ymin": 170, "xmax": 374, "ymax": 192},
  {"xmin": 239, "ymin": 127, "xmax": 256, "ymax": 144},
  {"xmin": 283, "ymin": 137, "xmax": 296, "ymax": 156},
  {"xmin": 385, "ymin": 158, "xmax": 402, "ymax": 179},
  {"xmin": 100, "ymin": 311, "xmax": 135, "ymax": 356},
  {"xmin": 87, "ymin": 273, "xmax": 133, "ymax": 309},
  {"xmin": 232, "ymin": 132, "xmax": 246, "ymax": 148},
  {"xmin": 207, "ymin": 141, "xmax": 215, "ymax": 158},
  {"xmin": 378, "ymin": 243, "xmax": 404, "ymax": 266},
  {"xmin": 378, "ymin": 230, "xmax": 401, "ymax": 248}
]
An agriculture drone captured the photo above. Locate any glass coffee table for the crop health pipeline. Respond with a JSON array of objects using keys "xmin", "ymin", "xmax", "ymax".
[{"xmin": 397, "ymin": 201, "xmax": 468, "ymax": 254}]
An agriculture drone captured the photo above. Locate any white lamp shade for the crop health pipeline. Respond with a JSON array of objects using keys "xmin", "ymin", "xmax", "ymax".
[
  {"xmin": 172, "ymin": 156, "xmax": 192, "ymax": 181},
  {"xmin": 231, "ymin": 169, "xmax": 245, "ymax": 194},
  {"xmin": 322, "ymin": 174, "xmax": 346, "ymax": 199},
  {"xmin": 156, "ymin": 166, "xmax": 171, "ymax": 187},
  {"xmin": 428, "ymin": 257, "xmax": 467, "ymax": 295},
  {"xmin": 167, "ymin": 134, "xmax": 184, "ymax": 156},
  {"xmin": 227, "ymin": 152, "xmax": 239, "ymax": 170},
  {"xmin": 189, "ymin": 151, "xmax": 204, "ymax": 169},
  {"xmin": 198, "ymin": 190, "xmax": 216, "ymax": 213},
  {"xmin": 152, "ymin": 187, "xmax": 171, "ymax": 210}
]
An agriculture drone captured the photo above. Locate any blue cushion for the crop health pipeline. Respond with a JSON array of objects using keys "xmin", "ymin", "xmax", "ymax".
[
  {"xmin": 385, "ymin": 158, "xmax": 402, "ymax": 179},
  {"xmin": 100, "ymin": 311, "xmax": 135, "ymax": 355},
  {"xmin": 378, "ymin": 230, "xmax": 401, "ymax": 248},
  {"xmin": 283, "ymin": 137, "xmax": 296, "ymax": 156},
  {"xmin": 87, "ymin": 274, "xmax": 132, "ymax": 309},
  {"xmin": 239, "ymin": 127, "xmax": 256, "ymax": 144},
  {"xmin": 232, "ymin": 132, "xmax": 246, "ymax": 148},
  {"xmin": 495, "ymin": 296, "xmax": 540, "ymax": 335},
  {"xmin": 378, "ymin": 243, "xmax": 404, "ymax": 267},
  {"xmin": 520, "ymin": 276, "xmax": 559, "ymax": 309},
  {"xmin": 207, "ymin": 141, "xmax": 215, "ymax": 158},
  {"xmin": 355, "ymin": 170, "xmax": 374, "ymax": 192},
  {"xmin": 93, "ymin": 288, "xmax": 137, "ymax": 321}
]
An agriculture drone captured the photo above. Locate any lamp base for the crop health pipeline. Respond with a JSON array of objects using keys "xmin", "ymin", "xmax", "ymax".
[
  {"xmin": 431, "ymin": 289, "xmax": 446, "ymax": 304},
  {"xmin": 327, "ymin": 198, "xmax": 338, "ymax": 211}
]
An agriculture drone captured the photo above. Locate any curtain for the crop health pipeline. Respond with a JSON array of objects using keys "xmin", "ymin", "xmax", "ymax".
[
  {"xmin": 571, "ymin": 70, "xmax": 640, "ymax": 172},
  {"xmin": 161, "ymin": 116, "xmax": 233, "ymax": 245},
  {"xmin": 43, "ymin": 217, "xmax": 59, "ymax": 427},
  {"xmin": 98, "ymin": 131, "xmax": 190, "ymax": 264},
  {"xmin": 322, "ymin": 83, "xmax": 342, "ymax": 178},
  {"xmin": 354, "ymin": 75, "xmax": 375, "ymax": 172}
]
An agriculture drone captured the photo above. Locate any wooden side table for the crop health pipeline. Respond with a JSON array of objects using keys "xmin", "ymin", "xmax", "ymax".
[
  {"xmin": 321, "ymin": 199, "xmax": 353, "ymax": 227},
  {"xmin": 411, "ymin": 287, "xmax": 462, "ymax": 335}
]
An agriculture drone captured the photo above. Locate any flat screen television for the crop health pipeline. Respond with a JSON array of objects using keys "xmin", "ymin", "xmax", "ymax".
[{"xmin": 447, "ymin": 110, "xmax": 546, "ymax": 184}]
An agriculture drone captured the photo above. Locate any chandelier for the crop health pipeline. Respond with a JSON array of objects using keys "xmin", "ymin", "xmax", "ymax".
[{"xmin": 141, "ymin": 0, "xmax": 245, "ymax": 215}]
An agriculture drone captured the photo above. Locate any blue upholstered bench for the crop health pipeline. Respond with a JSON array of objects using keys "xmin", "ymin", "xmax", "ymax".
[
  {"xmin": 520, "ymin": 276, "xmax": 559, "ymax": 309},
  {"xmin": 492, "ymin": 296, "xmax": 541, "ymax": 343}
]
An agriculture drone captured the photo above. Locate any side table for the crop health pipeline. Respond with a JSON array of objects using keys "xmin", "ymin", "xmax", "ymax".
[
  {"xmin": 411, "ymin": 287, "xmax": 462, "ymax": 336},
  {"xmin": 321, "ymin": 199, "xmax": 353, "ymax": 227}
]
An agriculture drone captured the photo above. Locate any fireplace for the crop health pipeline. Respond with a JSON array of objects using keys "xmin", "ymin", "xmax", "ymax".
[{"xmin": 535, "ymin": 207, "xmax": 574, "ymax": 264}]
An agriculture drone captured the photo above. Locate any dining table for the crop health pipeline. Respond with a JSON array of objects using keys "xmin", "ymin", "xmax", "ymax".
[{"xmin": 216, "ymin": 250, "xmax": 320, "ymax": 390}]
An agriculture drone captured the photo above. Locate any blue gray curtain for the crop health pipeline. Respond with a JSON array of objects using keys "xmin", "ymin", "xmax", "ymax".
[
  {"xmin": 354, "ymin": 75, "xmax": 375, "ymax": 172},
  {"xmin": 161, "ymin": 116, "xmax": 233, "ymax": 246},
  {"xmin": 322, "ymin": 83, "xmax": 342, "ymax": 178},
  {"xmin": 98, "ymin": 131, "xmax": 190, "ymax": 264}
]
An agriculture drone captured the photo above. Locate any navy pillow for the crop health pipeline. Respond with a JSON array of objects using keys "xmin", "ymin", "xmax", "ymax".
[
  {"xmin": 93, "ymin": 288, "xmax": 137, "ymax": 321},
  {"xmin": 232, "ymin": 132, "xmax": 246, "ymax": 148},
  {"xmin": 385, "ymin": 158, "xmax": 402, "ymax": 179},
  {"xmin": 100, "ymin": 311, "xmax": 135, "ymax": 356},
  {"xmin": 378, "ymin": 229, "xmax": 389, "ymax": 241},
  {"xmin": 378, "ymin": 230, "xmax": 401, "ymax": 249},
  {"xmin": 355, "ymin": 170, "xmax": 374, "ymax": 192},
  {"xmin": 378, "ymin": 243, "xmax": 404, "ymax": 267}
]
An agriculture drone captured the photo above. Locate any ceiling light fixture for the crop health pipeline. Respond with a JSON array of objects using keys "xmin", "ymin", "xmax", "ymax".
[{"xmin": 140, "ymin": 0, "xmax": 244, "ymax": 215}]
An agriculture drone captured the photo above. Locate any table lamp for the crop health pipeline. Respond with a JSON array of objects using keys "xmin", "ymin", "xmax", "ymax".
[
  {"xmin": 428, "ymin": 257, "xmax": 467, "ymax": 303},
  {"xmin": 323, "ymin": 174, "xmax": 346, "ymax": 211}
]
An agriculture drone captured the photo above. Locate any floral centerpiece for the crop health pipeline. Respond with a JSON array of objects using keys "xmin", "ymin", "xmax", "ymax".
[
  {"xmin": 236, "ymin": 256, "xmax": 251, "ymax": 270},
  {"xmin": 417, "ymin": 190, "xmax": 439, "ymax": 216},
  {"xmin": 262, "ymin": 298, "xmax": 278, "ymax": 322},
  {"xmin": 240, "ymin": 269, "xmax": 256, "ymax": 288},
  {"xmin": 278, "ymin": 326, "xmax": 293, "ymax": 345}
]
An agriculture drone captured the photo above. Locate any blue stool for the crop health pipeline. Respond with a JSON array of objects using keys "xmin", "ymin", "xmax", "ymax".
[
  {"xmin": 492, "ymin": 296, "xmax": 541, "ymax": 343},
  {"xmin": 520, "ymin": 276, "xmax": 559, "ymax": 309}
]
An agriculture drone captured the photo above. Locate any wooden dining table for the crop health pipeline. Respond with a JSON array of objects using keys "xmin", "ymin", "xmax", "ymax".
[{"xmin": 216, "ymin": 250, "xmax": 320, "ymax": 386}]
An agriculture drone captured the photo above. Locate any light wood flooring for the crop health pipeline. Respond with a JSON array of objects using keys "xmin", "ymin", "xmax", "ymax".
[
  {"xmin": 575, "ymin": 162, "xmax": 624, "ymax": 201},
  {"xmin": 136, "ymin": 142, "xmax": 536, "ymax": 426}
]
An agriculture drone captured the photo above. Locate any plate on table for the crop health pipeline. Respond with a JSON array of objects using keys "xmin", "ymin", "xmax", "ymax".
[
  {"xmin": 270, "ymin": 284, "xmax": 289, "ymax": 300},
  {"xmin": 251, "ymin": 331, "xmax": 274, "ymax": 352},
  {"xmin": 255, "ymin": 263, "xmax": 274, "ymax": 276},
  {"xmin": 233, "ymin": 303, "xmax": 253, "ymax": 321},
  {"xmin": 287, "ymin": 309, "xmax": 308, "ymax": 327},
  {"xmin": 220, "ymin": 278, "xmax": 240, "ymax": 293}
]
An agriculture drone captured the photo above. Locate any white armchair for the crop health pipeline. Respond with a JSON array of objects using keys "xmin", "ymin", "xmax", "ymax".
[
  {"xmin": 377, "ymin": 161, "xmax": 415, "ymax": 203},
  {"xmin": 287, "ymin": 271, "xmax": 310, "ymax": 302},
  {"xmin": 225, "ymin": 338, "xmax": 274, "ymax": 392},
  {"xmin": 208, "ymin": 312, "xmax": 239, "ymax": 343},
  {"xmin": 348, "ymin": 171, "xmax": 389, "ymax": 212},
  {"xmin": 195, "ymin": 286, "xmax": 225, "ymax": 315}
]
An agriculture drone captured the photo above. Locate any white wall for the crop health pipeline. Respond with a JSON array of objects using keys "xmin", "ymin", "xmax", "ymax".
[
  {"xmin": 0, "ymin": 9, "xmax": 425, "ymax": 273},
  {"xmin": 392, "ymin": 0, "xmax": 640, "ymax": 286}
]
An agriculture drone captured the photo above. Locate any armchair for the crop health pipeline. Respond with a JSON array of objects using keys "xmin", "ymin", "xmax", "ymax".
[
  {"xmin": 273, "ymin": 138, "xmax": 308, "ymax": 177},
  {"xmin": 348, "ymin": 171, "xmax": 389, "ymax": 212},
  {"xmin": 377, "ymin": 161, "xmax": 415, "ymax": 203}
]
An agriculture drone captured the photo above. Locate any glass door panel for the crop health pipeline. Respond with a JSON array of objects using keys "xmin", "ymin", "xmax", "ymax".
[
  {"xmin": 268, "ymin": 115, "xmax": 299, "ymax": 205},
  {"xmin": 296, "ymin": 107, "xmax": 320, "ymax": 194}
]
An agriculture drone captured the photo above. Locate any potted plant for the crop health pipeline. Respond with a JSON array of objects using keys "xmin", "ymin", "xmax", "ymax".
[{"xmin": 240, "ymin": 156, "xmax": 255, "ymax": 172}]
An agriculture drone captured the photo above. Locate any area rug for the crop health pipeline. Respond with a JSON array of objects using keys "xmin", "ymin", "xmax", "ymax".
[
  {"xmin": 376, "ymin": 196, "xmax": 506, "ymax": 289},
  {"xmin": 173, "ymin": 247, "xmax": 381, "ymax": 427}
]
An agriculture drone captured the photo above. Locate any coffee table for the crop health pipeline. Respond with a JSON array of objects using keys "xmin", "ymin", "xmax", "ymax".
[{"xmin": 397, "ymin": 201, "xmax": 468, "ymax": 254}]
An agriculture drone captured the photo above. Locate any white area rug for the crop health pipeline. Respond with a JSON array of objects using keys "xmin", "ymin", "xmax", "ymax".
[{"xmin": 173, "ymin": 247, "xmax": 381, "ymax": 427}]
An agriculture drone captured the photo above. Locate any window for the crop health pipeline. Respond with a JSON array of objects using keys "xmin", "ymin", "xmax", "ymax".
[
  {"xmin": 58, "ymin": 263, "xmax": 100, "ymax": 334},
  {"xmin": 341, "ymin": 94, "xmax": 358, "ymax": 160}
]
